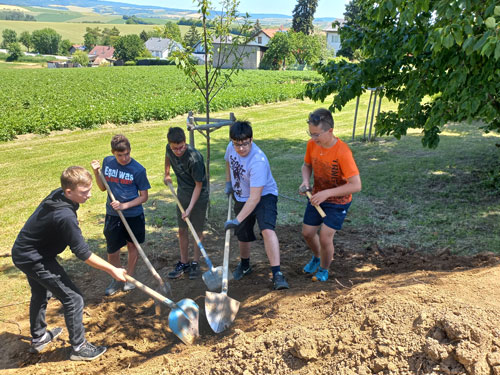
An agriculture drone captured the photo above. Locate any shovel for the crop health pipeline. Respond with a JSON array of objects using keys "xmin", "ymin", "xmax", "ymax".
[
  {"xmin": 205, "ymin": 196, "xmax": 240, "ymax": 333},
  {"xmin": 124, "ymin": 275, "xmax": 199, "ymax": 345},
  {"xmin": 166, "ymin": 181, "xmax": 224, "ymax": 291},
  {"xmin": 299, "ymin": 186, "xmax": 326, "ymax": 218},
  {"xmin": 98, "ymin": 170, "xmax": 171, "ymax": 311}
]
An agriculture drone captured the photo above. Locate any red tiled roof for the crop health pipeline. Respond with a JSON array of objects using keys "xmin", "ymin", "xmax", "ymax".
[{"xmin": 88, "ymin": 45, "xmax": 115, "ymax": 59}]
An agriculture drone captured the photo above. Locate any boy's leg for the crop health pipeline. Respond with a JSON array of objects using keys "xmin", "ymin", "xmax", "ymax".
[
  {"xmin": 178, "ymin": 227, "xmax": 189, "ymax": 264},
  {"xmin": 302, "ymin": 223, "xmax": 321, "ymax": 258},
  {"xmin": 26, "ymin": 274, "xmax": 50, "ymax": 341},
  {"xmin": 318, "ymin": 225, "xmax": 336, "ymax": 269},
  {"xmin": 17, "ymin": 259, "xmax": 86, "ymax": 348},
  {"xmin": 125, "ymin": 241, "xmax": 138, "ymax": 276},
  {"xmin": 261, "ymin": 229, "xmax": 280, "ymax": 266}
]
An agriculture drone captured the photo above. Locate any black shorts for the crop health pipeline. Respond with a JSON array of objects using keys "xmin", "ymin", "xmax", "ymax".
[
  {"xmin": 104, "ymin": 213, "xmax": 145, "ymax": 254},
  {"xmin": 176, "ymin": 192, "xmax": 208, "ymax": 233},
  {"xmin": 233, "ymin": 194, "xmax": 277, "ymax": 242}
]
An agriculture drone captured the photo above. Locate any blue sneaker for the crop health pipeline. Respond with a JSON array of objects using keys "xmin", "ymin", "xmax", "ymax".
[
  {"xmin": 303, "ymin": 256, "xmax": 320, "ymax": 274},
  {"xmin": 312, "ymin": 267, "xmax": 329, "ymax": 282},
  {"xmin": 233, "ymin": 262, "xmax": 252, "ymax": 280}
]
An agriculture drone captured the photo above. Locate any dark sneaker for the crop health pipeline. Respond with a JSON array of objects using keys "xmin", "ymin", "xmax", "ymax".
[
  {"xmin": 168, "ymin": 261, "xmax": 191, "ymax": 279},
  {"xmin": 312, "ymin": 267, "xmax": 329, "ymax": 282},
  {"xmin": 189, "ymin": 261, "xmax": 200, "ymax": 280},
  {"xmin": 29, "ymin": 327, "xmax": 63, "ymax": 353},
  {"xmin": 273, "ymin": 271, "xmax": 289, "ymax": 290},
  {"xmin": 122, "ymin": 281, "xmax": 136, "ymax": 292},
  {"xmin": 105, "ymin": 279, "xmax": 124, "ymax": 296},
  {"xmin": 232, "ymin": 262, "xmax": 252, "ymax": 281},
  {"xmin": 303, "ymin": 256, "xmax": 320, "ymax": 274},
  {"xmin": 70, "ymin": 341, "xmax": 107, "ymax": 361}
]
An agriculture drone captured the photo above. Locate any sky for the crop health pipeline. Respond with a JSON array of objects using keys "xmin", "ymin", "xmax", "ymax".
[{"xmin": 109, "ymin": 0, "xmax": 349, "ymax": 19}]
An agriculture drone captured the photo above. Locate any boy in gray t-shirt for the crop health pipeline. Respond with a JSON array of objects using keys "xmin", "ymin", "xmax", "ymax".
[{"xmin": 224, "ymin": 121, "xmax": 289, "ymax": 290}]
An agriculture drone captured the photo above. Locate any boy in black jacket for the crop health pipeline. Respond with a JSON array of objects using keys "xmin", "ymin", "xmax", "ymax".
[{"xmin": 12, "ymin": 166, "xmax": 127, "ymax": 361}]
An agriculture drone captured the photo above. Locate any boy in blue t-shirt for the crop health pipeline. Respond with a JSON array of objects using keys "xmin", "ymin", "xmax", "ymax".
[{"xmin": 91, "ymin": 134, "xmax": 151, "ymax": 296}]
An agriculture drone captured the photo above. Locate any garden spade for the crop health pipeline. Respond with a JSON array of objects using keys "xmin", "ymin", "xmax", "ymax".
[
  {"xmin": 299, "ymin": 185, "xmax": 326, "ymax": 218},
  {"xmin": 124, "ymin": 275, "xmax": 199, "ymax": 345},
  {"xmin": 98, "ymin": 170, "xmax": 171, "ymax": 313},
  {"xmin": 166, "ymin": 181, "xmax": 226, "ymax": 291},
  {"xmin": 205, "ymin": 197, "xmax": 240, "ymax": 333}
]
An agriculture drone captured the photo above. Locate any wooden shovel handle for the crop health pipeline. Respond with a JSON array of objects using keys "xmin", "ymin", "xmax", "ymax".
[{"xmin": 305, "ymin": 191, "xmax": 326, "ymax": 218}]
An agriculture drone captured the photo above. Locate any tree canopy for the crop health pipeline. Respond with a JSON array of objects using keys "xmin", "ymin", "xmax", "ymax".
[
  {"xmin": 113, "ymin": 34, "xmax": 146, "ymax": 62},
  {"xmin": 305, "ymin": 0, "xmax": 500, "ymax": 148},
  {"xmin": 31, "ymin": 28, "xmax": 61, "ymax": 55},
  {"xmin": 183, "ymin": 24, "xmax": 201, "ymax": 47},
  {"xmin": 292, "ymin": 0, "xmax": 318, "ymax": 35},
  {"xmin": 154, "ymin": 21, "xmax": 182, "ymax": 43},
  {"xmin": 19, "ymin": 31, "xmax": 32, "ymax": 52},
  {"xmin": 1, "ymin": 29, "xmax": 17, "ymax": 48}
]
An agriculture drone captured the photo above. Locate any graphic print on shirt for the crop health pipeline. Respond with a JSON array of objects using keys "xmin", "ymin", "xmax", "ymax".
[
  {"xmin": 229, "ymin": 155, "xmax": 245, "ymax": 197},
  {"xmin": 104, "ymin": 165, "xmax": 134, "ymax": 185},
  {"xmin": 314, "ymin": 157, "xmax": 350, "ymax": 205}
]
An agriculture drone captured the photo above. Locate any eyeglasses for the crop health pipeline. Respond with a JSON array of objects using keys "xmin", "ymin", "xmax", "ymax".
[
  {"xmin": 306, "ymin": 129, "xmax": 329, "ymax": 138},
  {"xmin": 232, "ymin": 140, "xmax": 251, "ymax": 148},
  {"xmin": 170, "ymin": 144, "xmax": 186, "ymax": 152}
]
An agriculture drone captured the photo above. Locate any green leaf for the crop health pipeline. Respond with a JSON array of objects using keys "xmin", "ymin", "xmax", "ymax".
[
  {"xmin": 453, "ymin": 30, "xmax": 464, "ymax": 46},
  {"xmin": 495, "ymin": 6, "xmax": 500, "ymax": 16},
  {"xmin": 385, "ymin": 0, "xmax": 394, "ymax": 12},
  {"xmin": 485, "ymin": 17, "xmax": 496, "ymax": 29},
  {"xmin": 443, "ymin": 33, "xmax": 455, "ymax": 49},
  {"xmin": 473, "ymin": 33, "xmax": 489, "ymax": 52},
  {"xmin": 494, "ymin": 42, "xmax": 500, "ymax": 60}
]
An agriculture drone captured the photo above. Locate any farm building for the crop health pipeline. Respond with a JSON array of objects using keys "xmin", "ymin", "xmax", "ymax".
[
  {"xmin": 323, "ymin": 19, "xmax": 345, "ymax": 55},
  {"xmin": 145, "ymin": 37, "xmax": 183, "ymax": 59}
]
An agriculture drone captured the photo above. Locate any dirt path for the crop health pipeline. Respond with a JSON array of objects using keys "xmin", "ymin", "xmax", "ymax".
[{"xmin": 1, "ymin": 225, "xmax": 500, "ymax": 375}]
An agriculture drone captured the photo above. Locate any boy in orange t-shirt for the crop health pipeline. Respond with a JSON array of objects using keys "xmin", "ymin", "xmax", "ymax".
[{"xmin": 299, "ymin": 108, "xmax": 362, "ymax": 282}]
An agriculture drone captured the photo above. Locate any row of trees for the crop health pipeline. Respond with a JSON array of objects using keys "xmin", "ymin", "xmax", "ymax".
[{"xmin": 2, "ymin": 28, "xmax": 70, "ymax": 55}]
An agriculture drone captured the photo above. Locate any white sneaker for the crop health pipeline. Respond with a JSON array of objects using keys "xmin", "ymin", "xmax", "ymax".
[{"xmin": 122, "ymin": 282, "xmax": 136, "ymax": 292}]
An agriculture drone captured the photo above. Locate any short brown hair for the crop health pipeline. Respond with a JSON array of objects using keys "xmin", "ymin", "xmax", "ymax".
[
  {"xmin": 61, "ymin": 166, "xmax": 92, "ymax": 190},
  {"xmin": 308, "ymin": 108, "xmax": 334, "ymax": 130},
  {"xmin": 111, "ymin": 134, "xmax": 131, "ymax": 152}
]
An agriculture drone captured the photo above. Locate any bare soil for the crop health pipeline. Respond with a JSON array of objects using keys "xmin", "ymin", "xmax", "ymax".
[{"xmin": 1, "ymin": 225, "xmax": 500, "ymax": 375}]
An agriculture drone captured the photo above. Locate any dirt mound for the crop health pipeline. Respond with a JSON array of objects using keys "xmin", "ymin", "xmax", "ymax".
[{"xmin": 1, "ymin": 225, "xmax": 500, "ymax": 375}]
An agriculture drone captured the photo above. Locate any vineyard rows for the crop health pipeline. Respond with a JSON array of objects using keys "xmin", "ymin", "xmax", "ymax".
[{"xmin": 0, "ymin": 66, "xmax": 319, "ymax": 141}]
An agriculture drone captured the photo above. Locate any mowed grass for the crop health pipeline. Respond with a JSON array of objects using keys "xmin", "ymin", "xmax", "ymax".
[
  {"xmin": 1, "ymin": 92, "xmax": 499, "ymax": 315},
  {"xmin": 0, "ymin": 20, "xmax": 193, "ymax": 44}
]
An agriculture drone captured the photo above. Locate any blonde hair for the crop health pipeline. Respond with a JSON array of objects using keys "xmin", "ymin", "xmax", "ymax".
[{"xmin": 61, "ymin": 166, "xmax": 92, "ymax": 190}]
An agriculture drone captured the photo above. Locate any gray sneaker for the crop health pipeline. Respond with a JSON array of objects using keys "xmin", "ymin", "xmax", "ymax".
[
  {"xmin": 29, "ymin": 327, "xmax": 63, "ymax": 353},
  {"xmin": 122, "ymin": 281, "xmax": 136, "ymax": 292},
  {"xmin": 189, "ymin": 261, "xmax": 200, "ymax": 280},
  {"xmin": 105, "ymin": 279, "xmax": 123, "ymax": 296},
  {"xmin": 70, "ymin": 341, "xmax": 107, "ymax": 361},
  {"xmin": 273, "ymin": 271, "xmax": 289, "ymax": 290}
]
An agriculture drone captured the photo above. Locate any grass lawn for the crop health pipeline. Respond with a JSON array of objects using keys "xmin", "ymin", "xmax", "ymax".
[{"xmin": 1, "ymin": 94, "xmax": 499, "ymax": 315}]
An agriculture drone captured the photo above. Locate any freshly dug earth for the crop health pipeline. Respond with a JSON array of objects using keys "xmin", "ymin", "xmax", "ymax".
[{"xmin": 1, "ymin": 225, "xmax": 500, "ymax": 375}]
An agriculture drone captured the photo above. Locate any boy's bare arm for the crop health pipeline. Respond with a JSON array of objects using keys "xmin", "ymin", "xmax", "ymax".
[
  {"xmin": 85, "ymin": 253, "xmax": 127, "ymax": 282},
  {"xmin": 300, "ymin": 163, "xmax": 313, "ymax": 194},
  {"xmin": 163, "ymin": 155, "xmax": 172, "ymax": 185},
  {"xmin": 90, "ymin": 160, "xmax": 106, "ymax": 191},
  {"xmin": 110, "ymin": 190, "xmax": 148, "ymax": 211},
  {"xmin": 235, "ymin": 186, "xmax": 264, "ymax": 223},
  {"xmin": 309, "ymin": 174, "xmax": 362, "ymax": 206},
  {"xmin": 184, "ymin": 181, "xmax": 202, "ymax": 219}
]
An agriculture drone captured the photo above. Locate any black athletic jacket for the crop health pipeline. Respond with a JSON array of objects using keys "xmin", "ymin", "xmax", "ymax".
[{"xmin": 12, "ymin": 188, "xmax": 92, "ymax": 265}]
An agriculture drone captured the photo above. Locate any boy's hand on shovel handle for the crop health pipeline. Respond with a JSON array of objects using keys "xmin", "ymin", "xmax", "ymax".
[{"xmin": 299, "ymin": 186, "xmax": 326, "ymax": 218}]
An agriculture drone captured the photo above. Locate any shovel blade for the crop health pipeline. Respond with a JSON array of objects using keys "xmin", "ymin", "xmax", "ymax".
[
  {"xmin": 205, "ymin": 291, "xmax": 240, "ymax": 333},
  {"xmin": 202, "ymin": 267, "xmax": 223, "ymax": 292},
  {"xmin": 168, "ymin": 298, "xmax": 199, "ymax": 345}
]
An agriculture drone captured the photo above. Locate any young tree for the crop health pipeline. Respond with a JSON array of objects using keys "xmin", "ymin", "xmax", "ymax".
[
  {"xmin": 292, "ymin": 0, "xmax": 318, "ymax": 35},
  {"xmin": 259, "ymin": 31, "xmax": 292, "ymax": 70},
  {"xmin": 7, "ymin": 42, "xmax": 22, "ymax": 61},
  {"xmin": 1, "ymin": 28, "xmax": 17, "ymax": 48},
  {"xmin": 31, "ymin": 28, "xmax": 62, "ymax": 55},
  {"xmin": 19, "ymin": 31, "xmax": 32, "ymax": 52},
  {"xmin": 139, "ymin": 30, "xmax": 149, "ymax": 42},
  {"xmin": 113, "ymin": 34, "xmax": 146, "ymax": 62},
  {"xmin": 288, "ymin": 31, "xmax": 325, "ymax": 66},
  {"xmin": 305, "ymin": 0, "xmax": 500, "ymax": 149},
  {"xmin": 253, "ymin": 19, "xmax": 262, "ymax": 34},
  {"xmin": 172, "ymin": 0, "xmax": 254, "ymax": 196},
  {"xmin": 71, "ymin": 50, "xmax": 89, "ymax": 66},
  {"xmin": 183, "ymin": 24, "xmax": 201, "ymax": 47}
]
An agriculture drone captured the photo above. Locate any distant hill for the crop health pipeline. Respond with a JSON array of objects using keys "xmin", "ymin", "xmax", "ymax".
[{"xmin": 0, "ymin": 0, "xmax": 336, "ymax": 27}]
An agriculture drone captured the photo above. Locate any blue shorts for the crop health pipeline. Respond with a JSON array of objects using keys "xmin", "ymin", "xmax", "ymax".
[
  {"xmin": 303, "ymin": 201, "xmax": 351, "ymax": 230},
  {"xmin": 233, "ymin": 194, "xmax": 277, "ymax": 242},
  {"xmin": 104, "ymin": 213, "xmax": 145, "ymax": 254}
]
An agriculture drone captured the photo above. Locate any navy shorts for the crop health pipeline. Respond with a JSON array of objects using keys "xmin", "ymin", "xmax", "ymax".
[
  {"xmin": 233, "ymin": 194, "xmax": 277, "ymax": 242},
  {"xmin": 104, "ymin": 213, "xmax": 145, "ymax": 254},
  {"xmin": 303, "ymin": 201, "xmax": 351, "ymax": 230}
]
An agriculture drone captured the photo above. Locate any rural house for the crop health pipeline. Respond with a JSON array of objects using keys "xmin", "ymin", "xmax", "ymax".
[
  {"xmin": 88, "ymin": 45, "xmax": 115, "ymax": 66},
  {"xmin": 145, "ymin": 37, "xmax": 183, "ymax": 59},
  {"xmin": 323, "ymin": 19, "xmax": 345, "ymax": 55},
  {"xmin": 69, "ymin": 44, "xmax": 85, "ymax": 54},
  {"xmin": 212, "ymin": 27, "xmax": 287, "ymax": 70}
]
